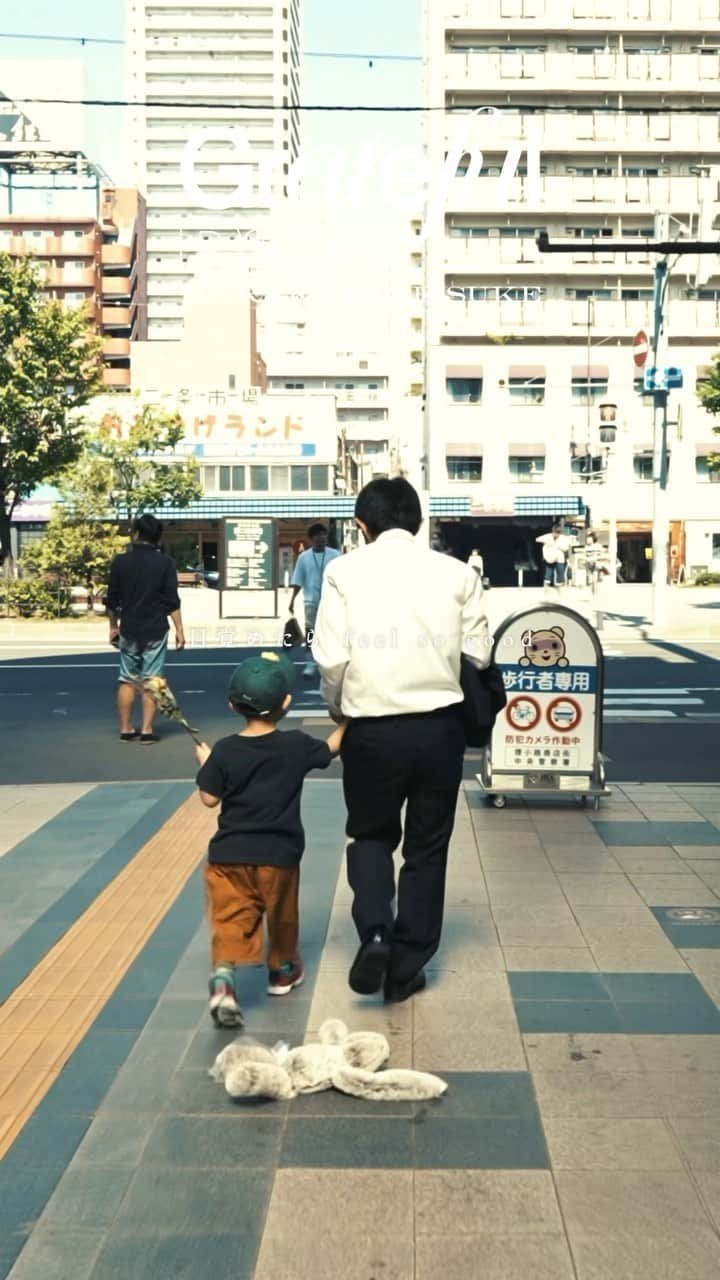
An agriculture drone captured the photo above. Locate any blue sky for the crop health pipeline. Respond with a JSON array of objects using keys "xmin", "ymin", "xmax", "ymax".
[{"xmin": 0, "ymin": 0, "xmax": 422, "ymax": 180}]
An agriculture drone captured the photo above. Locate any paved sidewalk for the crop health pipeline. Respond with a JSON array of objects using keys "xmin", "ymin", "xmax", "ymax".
[
  {"xmin": 1, "ymin": 583, "xmax": 719, "ymax": 658},
  {"xmin": 1, "ymin": 777, "xmax": 720, "ymax": 1278}
]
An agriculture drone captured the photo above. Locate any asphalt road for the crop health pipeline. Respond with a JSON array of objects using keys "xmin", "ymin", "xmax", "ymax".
[{"xmin": 0, "ymin": 642, "xmax": 718, "ymax": 786}]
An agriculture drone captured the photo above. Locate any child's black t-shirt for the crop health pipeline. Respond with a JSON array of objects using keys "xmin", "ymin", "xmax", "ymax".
[{"xmin": 196, "ymin": 730, "xmax": 332, "ymax": 867}]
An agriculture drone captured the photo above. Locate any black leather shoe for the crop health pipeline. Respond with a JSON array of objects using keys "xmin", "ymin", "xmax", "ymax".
[
  {"xmin": 384, "ymin": 971, "xmax": 427, "ymax": 1004},
  {"xmin": 348, "ymin": 930, "xmax": 391, "ymax": 995}
]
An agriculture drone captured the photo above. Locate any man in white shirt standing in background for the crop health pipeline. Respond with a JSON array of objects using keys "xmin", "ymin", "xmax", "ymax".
[
  {"xmin": 288, "ymin": 522, "xmax": 341, "ymax": 677},
  {"xmin": 313, "ymin": 478, "xmax": 492, "ymax": 1003}
]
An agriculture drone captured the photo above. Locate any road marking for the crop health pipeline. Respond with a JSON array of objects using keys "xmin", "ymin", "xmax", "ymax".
[
  {"xmin": 0, "ymin": 692, "xmax": 31, "ymax": 697},
  {"xmin": 604, "ymin": 688, "xmax": 691, "ymax": 695},
  {"xmin": 604, "ymin": 709, "xmax": 676, "ymax": 719},
  {"xmin": 181, "ymin": 690, "xmax": 206, "ymax": 694},
  {"xmin": 604, "ymin": 697, "xmax": 703, "ymax": 706}
]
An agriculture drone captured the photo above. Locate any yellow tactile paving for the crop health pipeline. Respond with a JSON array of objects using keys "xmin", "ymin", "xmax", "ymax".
[{"xmin": 0, "ymin": 793, "xmax": 214, "ymax": 1158}]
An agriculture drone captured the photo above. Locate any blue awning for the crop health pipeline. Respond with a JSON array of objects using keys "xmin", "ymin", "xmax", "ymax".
[{"xmin": 514, "ymin": 496, "xmax": 587, "ymax": 516}]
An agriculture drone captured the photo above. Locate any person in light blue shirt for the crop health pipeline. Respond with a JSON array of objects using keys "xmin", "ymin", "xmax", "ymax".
[{"xmin": 289, "ymin": 523, "xmax": 341, "ymax": 676}]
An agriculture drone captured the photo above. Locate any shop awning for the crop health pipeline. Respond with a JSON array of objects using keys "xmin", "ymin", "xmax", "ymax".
[
  {"xmin": 509, "ymin": 443, "xmax": 547, "ymax": 457},
  {"xmin": 571, "ymin": 364, "xmax": 609, "ymax": 379},
  {"xmin": 696, "ymin": 365, "xmax": 713, "ymax": 380},
  {"xmin": 446, "ymin": 442, "xmax": 483, "ymax": 457},
  {"xmin": 446, "ymin": 365, "xmax": 483, "ymax": 378},
  {"xmin": 508, "ymin": 364, "xmax": 546, "ymax": 380}
]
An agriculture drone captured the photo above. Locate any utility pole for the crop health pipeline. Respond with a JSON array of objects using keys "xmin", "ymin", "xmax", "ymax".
[{"xmin": 536, "ymin": 228, "xmax": 720, "ymax": 631}]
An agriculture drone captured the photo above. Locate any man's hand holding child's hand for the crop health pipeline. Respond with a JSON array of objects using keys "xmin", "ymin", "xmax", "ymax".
[{"xmin": 195, "ymin": 741, "xmax": 212, "ymax": 767}]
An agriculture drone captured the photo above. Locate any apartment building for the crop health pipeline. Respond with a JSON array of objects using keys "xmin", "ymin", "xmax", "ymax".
[
  {"xmin": 0, "ymin": 187, "xmax": 148, "ymax": 390},
  {"xmin": 258, "ymin": 207, "xmax": 425, "ymax": 503},
  {"xmin": 127, "ymin": 0, "xmax": 301, "ymax": 339},
  {"xmin": 423, "ymin": 0, "xmax": 720, "ymax": 584}
]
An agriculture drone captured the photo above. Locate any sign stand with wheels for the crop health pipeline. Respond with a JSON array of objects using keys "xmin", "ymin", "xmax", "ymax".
[{"xmin": 478, "ymin": 604, "xmax": 610, "ymax": 810}]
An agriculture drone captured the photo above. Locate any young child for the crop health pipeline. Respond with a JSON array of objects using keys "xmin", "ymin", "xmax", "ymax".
[{"xmin": 195, "ymin": 651, "xmax": 346, "ymax": 1028}]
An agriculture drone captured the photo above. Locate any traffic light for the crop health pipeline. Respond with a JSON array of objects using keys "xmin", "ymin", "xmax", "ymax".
[{"xmin": 598, "ymin": 402, "xmax": 617, "ymax": 444}]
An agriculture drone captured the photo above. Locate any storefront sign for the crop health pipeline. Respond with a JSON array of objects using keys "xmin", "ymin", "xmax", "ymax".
[{"xmin": 222, "ymin": 518, "xmax": 275, "ymax": 591}]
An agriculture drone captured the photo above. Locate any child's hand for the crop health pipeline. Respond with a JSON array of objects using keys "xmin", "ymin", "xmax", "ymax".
[{"xmin": 195, "ymin": 741, "xmax": 212, "ymax": 767}]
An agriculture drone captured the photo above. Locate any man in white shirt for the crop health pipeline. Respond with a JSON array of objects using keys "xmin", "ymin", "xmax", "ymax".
[
  {"xmin": 313, "ymin": 478, "xmax": 492, "ymax": 1003},
  {"xmin": 289, "ymin": 523, "xmax": 341, "ymax": 676},
  {"xmin": 536, "ymin": 523, "xmax": 570, "ymax": 588}
]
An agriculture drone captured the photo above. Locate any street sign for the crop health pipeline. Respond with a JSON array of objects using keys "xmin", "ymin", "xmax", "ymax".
[
  {"xmin": 477, "ymin": 605, "xmax": 609, "ymax": 808},
  {"xmin": 633, "ymin": 330, "xmax": 649, "ymax": 368},
  {"xmin": 222, "ymin": 518, "xmax": 275, "ymax": 591}
]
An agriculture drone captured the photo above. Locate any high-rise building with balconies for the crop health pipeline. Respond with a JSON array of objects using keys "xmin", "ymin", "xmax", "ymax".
[
  {"xmin": 423, "ymin": 0, "xmax": 720, "ymax": 584},
  {"xmin": 127, "ymin": 0, "xmax": 301, "ymax": 340},
  {"xmin": 0, "ymin": 187, "xmax": 147, "ymax": 391}
]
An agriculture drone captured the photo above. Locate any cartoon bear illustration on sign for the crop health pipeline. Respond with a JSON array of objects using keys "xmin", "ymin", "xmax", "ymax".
[{"xmin": 519, "ymin": 627, "xmax": 569, "ymax": 668}]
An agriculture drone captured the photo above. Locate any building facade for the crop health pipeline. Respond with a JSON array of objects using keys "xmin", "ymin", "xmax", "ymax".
[
  {"xmin": 0, "ymin": 187, "xmax": 148, "ymax": 390},
  {"xmin": 127, "ymin": 0, "xmax": 301, "ymax": 339},
  {"xmin": 423, "ymin": 0, "xmax": 720, "ymax": 584}
]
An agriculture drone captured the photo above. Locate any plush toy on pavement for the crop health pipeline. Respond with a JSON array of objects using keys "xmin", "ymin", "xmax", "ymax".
[{"xmin": 209, "ymin": 1018, "xmax": 448, "ymax": 1103}]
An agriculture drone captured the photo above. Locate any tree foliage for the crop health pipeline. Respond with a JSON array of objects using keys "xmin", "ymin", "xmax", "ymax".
[
  {"xmin": 0, "ymin": 254, "xmax": 103, "ymax": 565},
  {"xmin": 91, "ymin": 404, "xmax": 202, "ymax": 521},
  {"xmin": 21, "ymin": 510, "xmax": 126, "ymax": 606},
  {"xmin": 697, "ymin": 353, "xmax": 720, "ymax": 473}
]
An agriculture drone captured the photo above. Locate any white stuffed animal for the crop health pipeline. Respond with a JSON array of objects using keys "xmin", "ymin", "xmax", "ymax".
[{"xmin": 210, "ymin": 1018, "xmax": 447, "ymax": 1103}]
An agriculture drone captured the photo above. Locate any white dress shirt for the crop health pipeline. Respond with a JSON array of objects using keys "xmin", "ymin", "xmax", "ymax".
[{"xmin": 312, "ymin": 529, "xmax": 492, "ymax": 719}]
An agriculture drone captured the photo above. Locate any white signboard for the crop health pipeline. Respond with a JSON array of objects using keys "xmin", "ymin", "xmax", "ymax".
[{"xmin": 491, "ymin": 606, "xmax": 601, "ymax": 777}]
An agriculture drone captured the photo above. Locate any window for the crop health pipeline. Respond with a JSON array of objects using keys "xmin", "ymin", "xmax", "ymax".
[
  {"xmin": 568, "ymin": 288, "xmax": 615, "ymax": 300},
  {"xmin": 569, "ymin": 226, "xmax": 612, "ymax": 238},
  {"xmin": 509, "ymin": 376, "xmax": 545, "ymax": 404},
  {"xmin": 447, "ymin": 377, "xmax": 483, "ymax": 403},
  {"xmin": 271, "ymin": 466, "xmax": 289, "ymax": 491},
  {"xmin": 695, "ymin": 456, "xmax": 720, "ymax": 482},
  {"xmin": 447, "ymin": 455, "xmax": 483, "ymax": 482},
  {"xmin": 713, "ymin": 533, "xmax": 720, "ymax": 560},
  {"xmin": 250, "ymin": 465, "xmax": 269, "ymax": 491},
  {"xmin": 310, "ymin": 465, "xmax": 329, "ymax": 490},
  {"xmin": 572, "ymin": 376, "xmax": 609, "ymax": 401},
  {"xmin": 509, "ymin": 455, "xmax": 545, "ymax": 479},
  {"xmin": 633, "ymin": 452, "xmax": 670, "ymax": 481},
  {"xmin": 219, "ymin": 465, "xmax": 245, "ymax": 492},
  {"xmin": 622, "ymin": 289, "xmax": 654, "ymax": 300},
  {"xmin": 228, "ymin": 374, "xmax": 236, "ymax": 391},
  {"xmin": 285, "ymin": 381, "xmax": 305, "ymax": 389},
  {"xmin": 203, "ymin": 466, "xmax": 217, "ymax": 491},
  {"xmin": 291, "ymin": 465, "xmax": 309, "ymax": 491}
]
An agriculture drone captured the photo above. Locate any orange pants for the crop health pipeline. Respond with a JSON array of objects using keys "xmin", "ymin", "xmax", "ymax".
[{"xmin": 205, "ymin": 862, "xmax": 300, "ymax": 970}]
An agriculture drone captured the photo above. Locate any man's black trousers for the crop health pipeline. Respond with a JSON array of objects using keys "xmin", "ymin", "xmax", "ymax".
[{"xmin": 340, "ymin": 704, "xmax": 465, "ymax": 987}]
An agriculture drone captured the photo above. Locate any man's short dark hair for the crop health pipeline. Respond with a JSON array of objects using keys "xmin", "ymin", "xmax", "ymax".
[
  {"xmin": 355, "ymin": 478, "xmax": 422, "ymax": 538},
  {"xmin": 307, "ymin": 522, "xmax": 328, "ymax": 538},
  {"xmin": 133, "ymin": 513, "xmax": 163, "ymax": 545}
]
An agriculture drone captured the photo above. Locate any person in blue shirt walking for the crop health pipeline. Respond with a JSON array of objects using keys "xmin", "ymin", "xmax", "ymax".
[{"xmin": 288, "ymin": 523, "xmax": 341, "ymax": 677}]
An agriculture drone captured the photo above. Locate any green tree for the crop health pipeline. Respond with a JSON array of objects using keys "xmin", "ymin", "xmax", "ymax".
[
  {"xmin": 0, "ymin": 254, "xmax": 103, "ymax": 568},
  {"xmin": 697, "ymin": 353, "xmax": 720, "ymax": 474},
  {"xmin": 21, "ymin": 509, "xmax": 126, "ymax": 609},
  {"xmin": 92, "ymin": 403, "xmax": 202, "ymax": 522}
]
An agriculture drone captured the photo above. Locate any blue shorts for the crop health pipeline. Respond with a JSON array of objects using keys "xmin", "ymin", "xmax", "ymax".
[{"xmin": 118, "ymin": 634, "xmax": 168, "ymax": 684}]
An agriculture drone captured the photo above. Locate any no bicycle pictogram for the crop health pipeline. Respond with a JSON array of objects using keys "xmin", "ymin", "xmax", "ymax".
[
  {"xmin": 506, "ymin": 696, "xmax": 541, "ymax": 732},
  {"xmin": 546, "ymin": 697, "xmax": 583, "ymax": 733}
]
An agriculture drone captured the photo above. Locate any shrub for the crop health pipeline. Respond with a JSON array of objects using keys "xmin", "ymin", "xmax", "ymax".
[{"xmin": 0, "ymin": 578, "xmax": 72, "ymax": 618}]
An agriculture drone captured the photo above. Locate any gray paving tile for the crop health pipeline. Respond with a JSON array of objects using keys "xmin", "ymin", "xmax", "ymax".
[
  {"xmin": 543, "ymin": 1117, "xmax": 683, "ymax": 1171},
  {"xmin": 503, "ymin": 947, "xmax": 598, "ymax": 972},
  {"xmin": 415, "ymin": 1235, "xmax": 575, "ymax": 1280},
  {"xmin": 651, "ymin": 907, "xmax": 720, "ymax": 950},
  {"xmin": 108, "ymin": 1165, "xmax": 272, "ymax": 1238},
  {"xmin": 515, "ymin": 1001, "xmax": 624, "ymax": 1035},
  {"xmin": 556, "ymin": 1169, "xmax": 710, "ymax": 1237},
  {"xmin": 594, "ymin": 821, "xmax": 720, "ymax": 846},
  {"xmin": 7, "ymin": 1229, "xmax": 104, "ymax": 1280},
  {"xmin": 533, "ymin": 1069, "xmax": 662, "ymax": 1118},
  {"xmin": 523, "ymin": 1033, "xmax": 641, "ymax": 1074},
  {"xmin": 253, "ymin": 1169, "xmax": 413, "ymax": 1280},
  {"xmin": 414, "ymin": 1117, "xmax": 549, "ymax": 1169},
  {"xmin": 414, "ymin": 1169, "xmax": 562, "ymax": 1234},
  {"xmin": 570, "ymin": 1229, "xmax": 720, "ymax": 1280},
  {"xmin": 416, "ymin": 1072, "xmax": 538, "ymax": 1121},
  {"xmin": 669, "ymin": 1118, "xmax": 720, "ymax": 1171},
  {"xmin": 90, "ymin": 1233, "xmax": 256, "ymax": 1280},
  {"xmin": 40, "ymin": 1166, "xmax": 133, "ymax": 1231},
  {"xmin": 142, "ymin": 1114, "xmax": 283, "ymax": 1168},
  {"xmin": 509, "ymin": 972, "xmax": 609, "ymax": 1001},
  {"xmin": 73, "ymin": 1112, "xmax": 154, "ymax": 1168},
  {"xmin": 617, "ymin": 1001, "xmax": 720, "ymax": 1035},
  {"xmin": 281, "ymin": 1117, "xmax": 413, "ymax": 1168}
]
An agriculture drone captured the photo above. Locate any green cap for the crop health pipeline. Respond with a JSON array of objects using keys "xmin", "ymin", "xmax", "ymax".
[{"xmin": 228, "ymin": 652, "xmax": 295, "ymax": 717}]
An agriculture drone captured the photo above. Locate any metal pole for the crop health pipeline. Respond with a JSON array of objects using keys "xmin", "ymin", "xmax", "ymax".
[{"xmin": 650, "ymin": 259, "xmax": 669, "ymax": 630}]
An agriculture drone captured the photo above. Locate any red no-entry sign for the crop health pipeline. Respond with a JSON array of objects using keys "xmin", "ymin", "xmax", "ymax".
[{"xmin": 633, "ymin": 330, "xmax": 649, "ymax": 368}]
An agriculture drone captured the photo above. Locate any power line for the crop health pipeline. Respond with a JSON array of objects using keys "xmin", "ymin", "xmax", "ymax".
[
  {"xmin": 0, "ymin": 30, "xmax": 122, "ymax": 46},
  {"xmin": 7, "ymin": 94, "xmax": 720, "ymax": 114}
]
